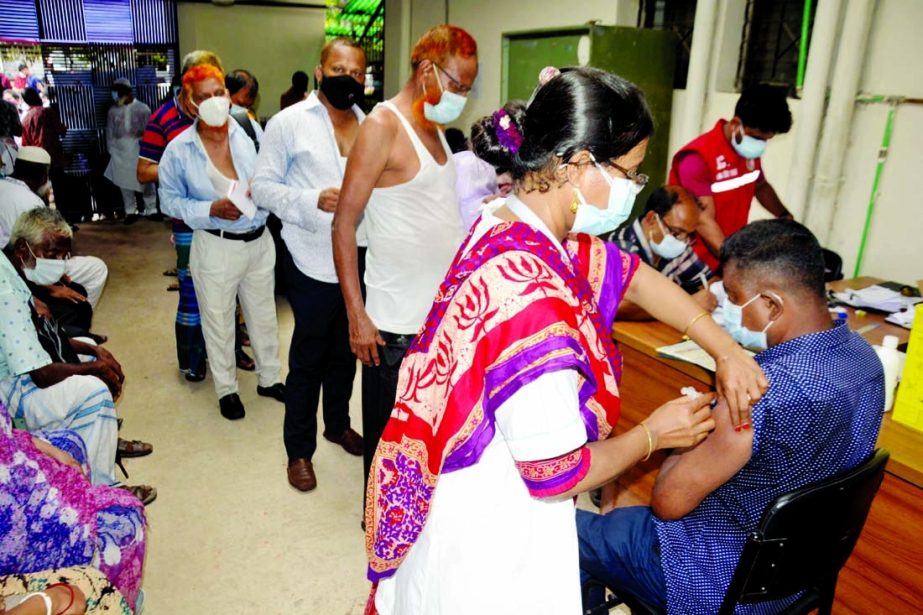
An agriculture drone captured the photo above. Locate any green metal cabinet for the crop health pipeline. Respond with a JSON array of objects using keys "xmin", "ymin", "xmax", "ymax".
[{"xmin": 502, "ymin": 25, "xmax": 677, "ymax": 213}]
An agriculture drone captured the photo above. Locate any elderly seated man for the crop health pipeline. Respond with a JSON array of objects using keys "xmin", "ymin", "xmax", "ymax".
[
  {"xmin": 0, "ymin": 146, "xmax": 109, "ymax": 310},
  {"xmin": 0, "ymin": 207, "xmax": 153, "ymax": 494},
  {"xmin": 612, "ymin": 185, "xmax": 717, "ymax": 320},
  {"xmin": 578, "ymin": 219, "xmax": 884, "ymax": 614}
]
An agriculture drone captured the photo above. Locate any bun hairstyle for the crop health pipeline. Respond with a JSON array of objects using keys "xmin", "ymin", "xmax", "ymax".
[
  {"xmin": 513, "ymin": 67, "xmax": 653, "ymax": 192},
  {"xmin": 470, "ymin": 100, "xmax": 526, "ymax": 174}
]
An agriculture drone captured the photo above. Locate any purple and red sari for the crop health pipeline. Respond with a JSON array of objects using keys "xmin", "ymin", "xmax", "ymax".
[{"xmin": 364, "ymin": 219, "xmax": 638, "ymax": 585}]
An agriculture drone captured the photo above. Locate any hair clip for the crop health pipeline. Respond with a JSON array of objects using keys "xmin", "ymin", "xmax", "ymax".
[{"xmin": 492, "ymin": 109, "xmax": 523, "ymax": 154}]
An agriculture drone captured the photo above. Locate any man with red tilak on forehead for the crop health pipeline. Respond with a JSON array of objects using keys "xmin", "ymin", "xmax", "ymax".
[{"xmin": 332, "ymin": 24, "xmax": 478, "ymax": 506}]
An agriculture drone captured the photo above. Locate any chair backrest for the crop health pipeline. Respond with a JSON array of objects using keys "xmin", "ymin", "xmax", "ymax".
[
  {"xmin": 822, "ymin": 248, "xmax": 844, "ymax": 282},
  {"xmin": 720, "ymin": 448, "xmax": 890, "ymax": 613}
]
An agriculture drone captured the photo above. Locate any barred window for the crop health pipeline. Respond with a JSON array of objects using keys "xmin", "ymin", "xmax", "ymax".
[{"xmin": 637, "ymin": 0, "xmax": 698, "ymax": 89}]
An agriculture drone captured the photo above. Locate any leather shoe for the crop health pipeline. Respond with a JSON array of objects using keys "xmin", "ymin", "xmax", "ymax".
[
  {"xmin": 236, "ymin": 349, "xmax": 255, "ymax": 371},
  {"xmin": 219, "ymin": 393, "xmax": 245, "ymax": 420},
  {"xmin": 287, "ymin": 458, "xmax": 317, "ymax": 492},
  {"xmin": 323, "ymin": 428, "xmax": 364, "ymax": 456},
  {"xmin": 257, "ymin": 383, "xmax": 285, "ymax": 402}
]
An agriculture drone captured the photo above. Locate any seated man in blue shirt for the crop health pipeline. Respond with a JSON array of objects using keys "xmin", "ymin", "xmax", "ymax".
[
  {"xmin": 612, "ymin": 185, "xmax": 717, "ymax": 319},
  {"xmin": 578, "ymin": 219, "xmax": 884, "ymax": 614}
]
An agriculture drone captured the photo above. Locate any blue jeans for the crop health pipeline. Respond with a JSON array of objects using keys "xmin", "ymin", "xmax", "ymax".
[{"xmin": 577, "ymin": 506, "xmax": 667, "ymax": 612}]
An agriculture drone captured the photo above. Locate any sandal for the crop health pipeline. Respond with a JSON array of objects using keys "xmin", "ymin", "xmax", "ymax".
[
  {"xmin": 167, "ymin": 282, "xmax": 180, "ymax": 292},
  {"xmin": 163, "ymin": 268, "xmax": 177, "ymax": 277},
  {"xmin": 87, "ymin": 332, "xmax": 108, "ymax": 344},
  {"xmin": 118, "ymin": 438, "xmax": 153, "ymax": 458},
  {"xmin": 120, "ymin": 484, "xmax": 157, "ymax": 506}
]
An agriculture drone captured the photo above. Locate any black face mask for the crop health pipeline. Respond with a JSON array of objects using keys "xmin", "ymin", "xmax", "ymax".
[{"xmin": 319, "ymin": 74, "xmax": 364, "ymax": 110}]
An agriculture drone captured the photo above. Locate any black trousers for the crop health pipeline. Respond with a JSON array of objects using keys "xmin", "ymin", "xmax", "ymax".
[
  {"xmin": 362, "ymin": 330, "xmax": 415, "ymax": 500},
  {"xmin": 283, "ymin": 249, "xmax": 365, "ymax": 462}
]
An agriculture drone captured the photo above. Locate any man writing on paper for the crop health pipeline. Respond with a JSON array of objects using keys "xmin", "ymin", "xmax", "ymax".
[
  {"xmin": 578, "ymin": 220, "xmax": 884, "ymax": 614},
  {"xmin": 612, "ymin": 185, "xmax": 717, "ymax": 319},
  {"xmin": 159, "ymin": 63, "xmax": 284, "ymax": 421},
  {"xmin": 669, "ymin": 85, "xmax": 793, "ymax": 271}
]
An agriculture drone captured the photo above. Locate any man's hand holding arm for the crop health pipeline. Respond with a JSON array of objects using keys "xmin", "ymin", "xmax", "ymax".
[{"xmin": 331, "ymin": 113, "xmax": 394, "ymax": 367}]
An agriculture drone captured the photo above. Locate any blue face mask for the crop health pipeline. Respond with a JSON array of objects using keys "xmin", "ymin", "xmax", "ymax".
[
  {"xmin": 571, "ymin": 156, "xmax": 642, "ymax": 236},
  {"xmin": 731, "ymin": 125, "xmax": 767, "ymax": 159},
  {"xmin": 111, "ymin": 91, "xmax": 120, "ymax": 102},
  {"xmin": 722, "ymin": 291, "xmax": 781, "ymax": 351},
  {"xmin": 423, "ymin": 64, "xmax": 467, "ymax": 125}
]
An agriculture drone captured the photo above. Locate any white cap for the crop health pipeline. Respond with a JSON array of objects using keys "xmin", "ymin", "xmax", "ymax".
[
  {"xmin": 113, "ymin": 77, "xmax": 132, "ymax": 88},
  {"xmin": 16, "ymin": 146, "xmax": 51, "ymax": 165},
  {"xmin": 882, "ymin": 334, "xmax": 899, "ymax": 350}
]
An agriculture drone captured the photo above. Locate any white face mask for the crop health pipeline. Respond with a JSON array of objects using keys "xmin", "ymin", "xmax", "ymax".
[
  {"xmin": 722, "ymin": 291, "xmax": 782, "ymax": 351},
  {"xmin": 193, "ymin": 95, "xmax": 231, "ymax": 127},
  {"xmin": 22, "ymin": 243, "xmax": 66, "ymax": 286},
  {"xmin": 423, "ymin": 64, "xmax": 467, "ymax": 125},
  {"xmin": 649, "ymin": 214, "xmax": 687, "ymax": 259},
  {"xmin": 36, "ymin": 181, "xmax": 52, "ymax": 197},
  {"xmin": 570, "ymin": 155, "xmax": 641, "ymax": 236}
]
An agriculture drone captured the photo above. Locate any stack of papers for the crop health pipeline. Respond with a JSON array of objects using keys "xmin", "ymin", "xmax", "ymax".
[
  {"xmin": 657, "ymin": 340, "xmax": 718, "ymax": 372},
  {"xmin": 832, "ymin": 285, "xmax": 923, "ymax": 314},
  {"xmin": 885, "ymin": 310, "xmax": 916, "ymax": 329}
]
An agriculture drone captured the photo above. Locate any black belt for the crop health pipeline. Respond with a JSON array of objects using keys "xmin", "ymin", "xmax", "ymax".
[{"xmin": 205, "ymin": 226, "xmax": 265, "ymax": 242}]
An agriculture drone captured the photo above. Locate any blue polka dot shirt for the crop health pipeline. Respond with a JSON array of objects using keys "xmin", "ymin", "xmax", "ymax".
[{"xmin": 654, "ymin": 320, "xmax": 885, "ymax": 614}]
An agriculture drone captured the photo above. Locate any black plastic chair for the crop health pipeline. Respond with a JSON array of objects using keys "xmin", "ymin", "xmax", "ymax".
[
  {"xmin": 822, "ymin": 248, "xmax": 844, "ymax": 282},
  {"xmin": 584, "ymin": 449, "xmax": 890, "ymax": 615}
]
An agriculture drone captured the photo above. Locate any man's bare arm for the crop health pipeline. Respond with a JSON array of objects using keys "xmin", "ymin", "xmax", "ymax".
[
  {"xmin": 651, "ymin": 399, "xmax": 753, "ymax": 520},
  {"xmin": 137, "ymin": 159, "xmax": 158, "ymax": 184},
  {"xmin": 695, "ymin": 195, "xmax": 724, "ymax": 259},
  {"xmin": 755, "ymin": 181, "xmax": 792, "ymax": 219},
  {"xmin": 331, "ymin": 111, "xmax": 396, "ymax": 366}
]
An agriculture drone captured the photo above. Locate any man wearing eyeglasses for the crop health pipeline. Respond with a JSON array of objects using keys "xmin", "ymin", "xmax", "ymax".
[
  {"xmin": 332, "ymin": 24, "xmax": 478, "ymax": 505},
  {"xmin": 612, "ymin": 185, "xmax": 718, "ymax": 320}
]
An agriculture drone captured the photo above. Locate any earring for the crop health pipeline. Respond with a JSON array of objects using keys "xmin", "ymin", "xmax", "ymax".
[{"xmin": 570, "ymin": 189, "xmax": 580, "ymax": 214}]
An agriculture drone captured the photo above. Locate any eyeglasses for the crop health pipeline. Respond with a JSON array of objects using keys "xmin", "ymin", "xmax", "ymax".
[
  {"xmin": 657, "ymin": 214, "xmax": 693, "ymax": 242},
  {"xmin": 434, "ymin": 63, "xmax": 472, "ymax": 95},
  {"xmin": 608, "ymin": 160, "xmax": 649, "ymax": 188}
]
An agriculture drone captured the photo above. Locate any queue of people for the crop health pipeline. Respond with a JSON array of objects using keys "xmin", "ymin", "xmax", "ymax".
[{"xmin": 0, "ymin": 19, "xmax": 887, "ymax": 615}]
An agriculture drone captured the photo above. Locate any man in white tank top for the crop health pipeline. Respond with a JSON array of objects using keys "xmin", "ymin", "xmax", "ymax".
[{"xmin": 331, "ymin": 24, "xmax": 479, "ymax": 505}]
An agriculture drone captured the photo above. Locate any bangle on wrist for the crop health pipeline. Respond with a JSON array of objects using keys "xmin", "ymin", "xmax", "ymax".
[
  {"xmin": 639, "ymin": 421, "xmax": 654, "ymax": 462},
  {"xmin": 46, "ymin": 583, "xmax": 75, "ymax": 615},
  {"xmin": 683, "ymin": 311, "xmax": 709, "ymax": 337}
]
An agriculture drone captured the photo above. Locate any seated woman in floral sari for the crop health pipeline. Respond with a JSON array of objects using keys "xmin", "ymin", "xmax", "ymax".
[
  {"xmin": 364, "ymin": 67, "xmax": 769, "ymax": 615},
  {"xmin": 0, "ymin": 404, "xmax": 146, "ymax": 612}
]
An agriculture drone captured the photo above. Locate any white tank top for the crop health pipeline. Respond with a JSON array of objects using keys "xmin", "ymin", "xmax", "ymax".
[{"xmin": 364, "ymin": 100, "xmax": 463, "ymax": 334}]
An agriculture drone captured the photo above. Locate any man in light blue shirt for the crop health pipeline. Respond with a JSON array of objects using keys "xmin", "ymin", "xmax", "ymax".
[
  {"xmin": 252, "ymin": 37, "xmax": 368, "ymax": 492},
  {"xmin": 159, "ymin": 64, "xmax": 283, "ymax": 421}
]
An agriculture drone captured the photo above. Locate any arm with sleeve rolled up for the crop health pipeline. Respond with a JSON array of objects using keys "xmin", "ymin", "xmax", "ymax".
[
  {"xmin": 624, "ymin": 262, "xmax": 768, "ymax": 426},
  {"xmin": 652, "ymin": 398, "xmax": 753, "ymax": 519},
  {"xmin": 332, "ymin": 112, "xmax": 395, "ymax": 366},
  {"xmin": 497, "ymin": 370, "xmax": 718, "ymax": 501},
  {"xmin": 157, "ymin": 146, "xmax": 224, "ymax": 229},
  {"xmin": 250, "ymin": 117, "xmax": 324, "ymax": 232}
]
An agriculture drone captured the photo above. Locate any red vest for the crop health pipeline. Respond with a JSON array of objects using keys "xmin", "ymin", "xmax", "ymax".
[{"xmin": 668, "ymin": 119, "xmax": 762, "ymax": 270}]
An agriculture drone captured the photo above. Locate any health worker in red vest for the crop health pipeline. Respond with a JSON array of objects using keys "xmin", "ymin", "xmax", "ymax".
[{"xmin": 668, "ymin": 85, "xmax": 793, "ymax": 270}]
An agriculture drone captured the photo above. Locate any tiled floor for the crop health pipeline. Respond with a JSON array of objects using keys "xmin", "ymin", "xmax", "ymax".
[
  {"xmin": 77, "ymin": 217, "xmax": 623, "ymax": 615},
  {"xmin": 77, "ymin": 219, "xmax": 370, "ymax": 614}
]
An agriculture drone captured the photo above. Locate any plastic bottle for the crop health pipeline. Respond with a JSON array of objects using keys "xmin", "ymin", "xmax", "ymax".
[{"xmin": 874, "ymin": 335, "xmax": 901, "ymax": 412}]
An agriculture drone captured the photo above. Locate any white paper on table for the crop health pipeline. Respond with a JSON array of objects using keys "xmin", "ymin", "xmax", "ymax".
[
  {"xmin": 227, "ymin": 179, "xmax": 257, "ymax": 219},
  {"xmin": 833, "ymin": 285, "xmax": 923, "ymax": 314}
]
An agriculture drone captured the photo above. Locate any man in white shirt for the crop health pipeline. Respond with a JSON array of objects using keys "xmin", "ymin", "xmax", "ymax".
[
  {"xmin": 0, "ymin": 146, "xmax": 108, "ymax": 309},
  {"xmin": 331, "ymin": 24, "xmax": 478, "ymax": 503},
  {"xmin": 252, "ymin": 38, "xmax": 368, "ymax": 492},
  {"xmin": 104, "ymin": 78, "xmax": 156, "ymax": 224}
]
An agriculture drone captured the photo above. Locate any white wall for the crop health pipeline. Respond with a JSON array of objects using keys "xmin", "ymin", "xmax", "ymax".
[
  {"xmin": 381, "ymin": 0, "xmax": 921, "ymax": 281},
  {"xmin": 177, "ymin": 2, "xmax": 326, "ymax": 119}
]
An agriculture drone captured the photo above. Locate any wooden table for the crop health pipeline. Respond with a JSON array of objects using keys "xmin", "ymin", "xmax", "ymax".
[{"xmin": 609, "ymin": 278, "xmax": 923, "ymax": 613}]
